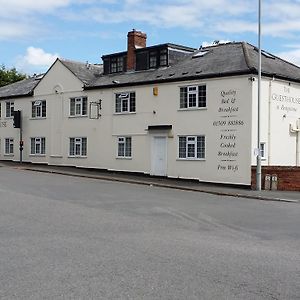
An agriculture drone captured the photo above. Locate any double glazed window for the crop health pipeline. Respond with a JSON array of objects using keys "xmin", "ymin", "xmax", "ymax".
[
  {"xmin": 160, "ymin": 49, "xmax": 167, "ymax": 66},
  {"xmin": 179, "ymin": 136, "xmax": 205, "ymax": 159},
  {"xmin": 111, "ymin": 57, "xmax": 123, "ymax": 73},
  {"xmin": 115, "ymin": 92, "xmax": 136, "ymax": 113},
  {"xmin": 31, "ymin": 137, "xmax": 46, "ymax": 155},
  {"xmin": 149, "ymin": 51, "xmax": 157, "ymax": 68},
  {"xmin": 32, "ymin": 100, "xmax": 46, "ymax": 118},
  {"xmin": 260, "ymin": 142, "xmax": 266, "ymax": 160},
  {"xmin": 5, "ymin": 101, "xmax": 14, "ymax": 118},
  {"xmin": 69, "ymin": 137, "xmax": 87, "ymax": 157},
  {"xmin": 117, "ymin": 137, "xmax": 132, "ymax": 158},
  {"xmin": 70, "ymin": 97, "xmax": 87, "ymax": 116},
  {"xmin": 180, "ymin": 85, "xmax": 206, "ymax": 109},
  {"xmin": 4, "ymin": 138, "xmax": 14, "ymax": 155}
]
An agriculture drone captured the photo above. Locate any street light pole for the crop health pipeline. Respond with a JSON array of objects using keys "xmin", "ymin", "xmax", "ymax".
[{"xmin": 256, "ymin": 0, "xmax": 262, "ymax": 190}]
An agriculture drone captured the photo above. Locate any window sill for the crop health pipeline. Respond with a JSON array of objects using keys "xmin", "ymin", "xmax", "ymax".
[
  {"xmin": 68, "ymin": 115, "xmax": 88, "ymax": 118},
  {"xmin": 4, "ymin": 117, "xmax": 13, "ymax": 119},
  {"xmin": 176, "ymin": 158, "xmax": 205, "ymax": 161},
  {"xmin": 4, "ymin": 154, "xmax": 14, "ymax": 156},
  {"xmin": 68, "ymin": 156, "xmax": 87, "ymax": 158},
  {"xmin": 29, "ymin": 154, "xmax": 46, "ymax": 157},
  {"xmin": 116, "ymin": 157, "xmax": 132, "ymax": 160},
  {"xmin": 178, "ymin": 107, "xmax": 207, "ymax": 111},
  {"xmin": 113, "ymin": 112, "xmax": 136, "ymax": 116},
  {"xmin": 29, "ymin": 117, "xmax": 47, "ymax": 120}
]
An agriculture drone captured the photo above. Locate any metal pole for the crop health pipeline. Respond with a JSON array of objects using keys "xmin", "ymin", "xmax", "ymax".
[
  {"xmin": 19, "ymin": 127, "xmax": 23, "ymax": 164},
  {"xmin": 256, "ymin": 0, "xmax": 262, "ymax": 190}
]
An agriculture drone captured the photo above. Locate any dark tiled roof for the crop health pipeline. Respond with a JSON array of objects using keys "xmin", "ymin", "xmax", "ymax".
[
  {"xmin": 0, "ymin": 76, "xmax": 42, "ymax": 99},
  {"xmin": 1, "ymin": 42, "xmax": 300, "ymax": 98},
  {"xmin": 60, "ymin": 59, "xmax": 103, "ymax": 86},
  {"xmin": 88, "ymin": 42, "xmax": 300, "ymax": 89},
  {"xmin": 243, "ymin": 43, "xmax": 300, "ymax": 81}
]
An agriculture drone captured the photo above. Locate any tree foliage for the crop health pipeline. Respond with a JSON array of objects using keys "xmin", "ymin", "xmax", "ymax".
[{"xmin": 0, "ymin": 65, "xmax": 27, "ymax": 87}]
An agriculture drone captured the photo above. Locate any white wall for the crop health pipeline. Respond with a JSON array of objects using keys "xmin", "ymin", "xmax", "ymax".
[
  {"xmin": 0, "ymin": 67, "xmax": 253, "ymax": 185},
  {"xmin": 251, "ymin": 78, "xmax": 300, "ymax": 166}
]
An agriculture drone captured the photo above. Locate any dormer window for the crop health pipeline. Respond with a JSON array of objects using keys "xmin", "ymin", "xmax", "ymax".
[
  {"xmin": 149, "ymin": 51, "xmax": 157, "ymax": 68},
  {"xmin": 111, "ymin": 57, "xmax": 124, "ymax": 73},
  {"xmin": 160, "ymin": 49, "xmax": 168, "ymax": 66}
]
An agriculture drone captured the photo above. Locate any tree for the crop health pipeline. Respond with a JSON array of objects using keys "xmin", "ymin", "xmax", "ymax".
[{"xmin": 0, "ymin": 65, "xmax": 27, "ymax": 87}]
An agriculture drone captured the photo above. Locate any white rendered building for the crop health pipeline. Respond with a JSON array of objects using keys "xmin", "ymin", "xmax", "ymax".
[{"xmin": 1, "ymin": 30, "xmax": 300, "ymax": 189}]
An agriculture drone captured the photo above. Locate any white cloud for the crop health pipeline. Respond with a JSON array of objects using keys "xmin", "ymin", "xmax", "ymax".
[
  {"xmin": 0, "ymin": 0, "xmax": 71, "ymax": 16},
  {"xmin": 16, "ymin": 47, "xmax": 59, "ymax": 73},
  {"xmin": 0, "ymin": 22, "xmax": 34, "ymax": 40},
  {"xmin": 277, "ymin": 48, "xmax": 300, "ymax": 67}
]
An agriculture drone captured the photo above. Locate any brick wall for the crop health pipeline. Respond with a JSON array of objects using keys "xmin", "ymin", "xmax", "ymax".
[
  {"xmin": 251, "ymin": 166, "xmax": 300, "ymax": 191},
  {"xmin": 127, "ymin": 30, "xmax": 147, "ymax": 71}
]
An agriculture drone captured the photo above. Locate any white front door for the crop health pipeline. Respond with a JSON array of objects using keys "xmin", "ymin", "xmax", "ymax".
[{"xmin": 151, "ymin": 136, "xmax": 167, "ymax": 176}]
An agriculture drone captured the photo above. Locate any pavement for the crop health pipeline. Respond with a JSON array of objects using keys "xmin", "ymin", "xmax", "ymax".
[{"xmin": 1, "ymin": 160, "xmax": 299, "ymax": 203}]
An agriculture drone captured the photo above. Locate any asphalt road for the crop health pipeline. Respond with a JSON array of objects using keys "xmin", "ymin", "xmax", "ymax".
[{"xmin": 0, "ymin": 166, "xmax": 299, "ymax": 300}]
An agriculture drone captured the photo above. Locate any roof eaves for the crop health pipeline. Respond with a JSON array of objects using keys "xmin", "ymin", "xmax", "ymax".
[{"xmin": 85, "ymin": 70, "xmax": 253, "ymax": 90}]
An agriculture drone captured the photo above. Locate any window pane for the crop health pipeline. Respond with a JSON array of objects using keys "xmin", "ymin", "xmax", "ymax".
[
  {"xmin": 187, "ymin": 143, "xmax": 195, "ymax": 158},
  {"xmin": 70, "ymin": 99, "xmax": 75, "ymax": 116},
  {"xmin": 69, "ymin": 138, "xmax": 75, "ymax": 156},
  {"xmin": 82, "ymin": 138, "xmax": 87, "ymax": 156},
  {"xmin": 188, "ymin": 93, "xmax": 197, "ymax": 107},
  {"xmin": 179, "ymin": 137, "xmax": 186, "ymax": 158},
  {"xmin": 180, "ymin": 87, "xmax": 187, "ymax": 108},
  {"xmin": 32, "ymin": 103, "xmax": 36, "ymax": 118},
  {"xmin": 36, "ymin": 142, "xmax": 41, "ymax": 154},
  {"xmin": 36, "ymin": 105, "xmax": 41, "ymax": 117},
  {"xmin": 41, "ymin": 138, "xmax": 46, "ymax": 154},
  {"xmin": 118, "ymin": 142, "xmax": 124, "ymax": 157},
  {"xmin": 198, "ymin": 85, "xmax": 206, "ymax": 107},
  {"xmin": 42, "ymin": 101, "xmax": 46, "ymax": 117},
  {"xmin": 116, "ymin": 95, "xmax": 121, "ymax": 113},
  {"xmin": 129, "ymin": 93, "xmax": 136, "ymax": 112},
  {"xmin": 75, "ymin": 102, "xmax": 81, "ymax": 115},
  {"xmin": 125, "ymin": 137, "xmax": 131, "ymax": 157},
  {"xmin": 122, "ymin": 98, "xmax": 128, "ymax": 112},
  {"xmin": 82, "ymin": 98, "xmax": 87, "ymax": 115},
  {"xmin": 31, "ymin": 138, "xmax": 35, "ymax": 154},
  {"xmin": 197, "ymin": 136, "xmax": 205, "ymax": 159}
]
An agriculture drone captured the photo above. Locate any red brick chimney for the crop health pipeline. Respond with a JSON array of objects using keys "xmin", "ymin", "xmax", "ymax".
[{"xmin": 127, "ymin": 29, "xmax": 147, "ymax": 71}]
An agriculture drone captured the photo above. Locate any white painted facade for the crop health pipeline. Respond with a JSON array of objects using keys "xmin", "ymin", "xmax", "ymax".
[{"xmin": 1, "ymin": 59, "xmax": 300, "ymax": 186}]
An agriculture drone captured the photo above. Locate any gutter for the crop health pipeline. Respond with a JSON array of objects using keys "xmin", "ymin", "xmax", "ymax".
[{"xmin": 84, "ymin": 70, "xmax": 254, "ymax": 90}]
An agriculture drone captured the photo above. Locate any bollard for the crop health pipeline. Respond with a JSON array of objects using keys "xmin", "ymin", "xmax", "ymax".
[
  {"xmin": 271, "ymin": 174, "xmax": 278, "ymax": 190},
  {"xmin": 264, "ymin": 174, "xmax": 271, "ymax": 190}
]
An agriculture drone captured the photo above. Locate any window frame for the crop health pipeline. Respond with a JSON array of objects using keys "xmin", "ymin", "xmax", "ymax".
[
  {"xmin": 115, "ymin": 92, "xmax": 136, "ymax": 114},
  {"xmin": 69, "ymin": 137, "xmax": 87, "ymax": 157},
  {"xmin": 159, "ymin": 49, "xmax": 168, "ymax": 66},
  {"xmin": 149, "ymin": 51, "xmax": 157, "ymax": 68},
  {"xmin": 5, "ymin": 101, "xmax": 14, "ymax": 118},
  {"xmin": 117, "ymin": 136, "xmax": 132, "ymax": 158},
  {"xmin": 4, "ymin": 138, "xmax": 14, "ymax": 155},
  {"xmin": 30, "ymin": 137, "xmax": 46, "ymax": 155},
  {"xmin": 260, "ymin": 142, "xmax": 266, "ymax": 160},
  {"xmin": 178, "ymin": 135, "xmax": 206, "ymax": 160},
  {"xmin": 179, "ymin": 85, "xmax": 207, "ymax": 109},
  {"xmin": 69, "ymin": 97, "xmax": 88, "ymax": 117},
  {"xmin": 32, "ymin": 100, "xmax": 46, "ymax": 118}
]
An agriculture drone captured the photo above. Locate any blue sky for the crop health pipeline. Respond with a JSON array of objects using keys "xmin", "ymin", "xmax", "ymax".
[{"xmin": 1, "ymin": 0, "xmax": 300, "ymax": 75}]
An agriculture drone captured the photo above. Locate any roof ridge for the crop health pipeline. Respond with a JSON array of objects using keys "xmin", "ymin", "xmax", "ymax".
[{"xmin": 241, "ymin": 42, "xmax": 253, "ymax": 71}]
